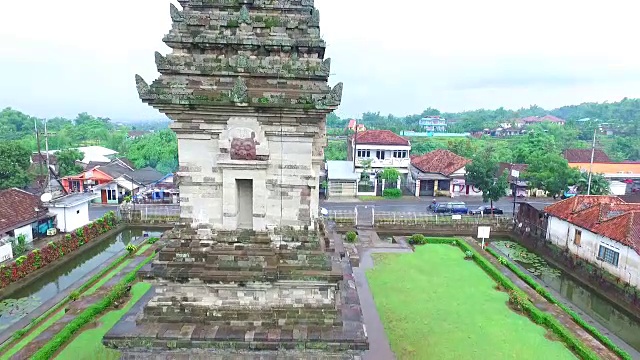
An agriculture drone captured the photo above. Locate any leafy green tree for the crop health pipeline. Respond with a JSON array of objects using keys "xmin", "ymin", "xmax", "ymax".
[
  {"xmin": 380, "ymin": 168, "xmax": 400, "ymax": 184},
  {"xmin": 523, "ymin": 153, "xmax": 581, "ymax": 197},
  {"xmin": 576, "ymin": 172, "xmax": 610, "ymax": 195},
  {"xmin": 324, "ymin": 141, "xmax": 347, "ymax": 160},
  {"xmin": 125, "ymin": 129, "xmax": 178, "ymax": 174},
  {"xmin": 57, "ymin": 149, "xmax": 85, "ymax": 177},
  {"xmin": 0, "ymin": 141, "xmax": 32, "ymax": 189},
  {"xmin": 465, "ymin": 154, "xmax": 508, "ymax": 214}
]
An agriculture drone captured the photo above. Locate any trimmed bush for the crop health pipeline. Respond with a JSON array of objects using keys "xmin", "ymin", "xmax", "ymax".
[
  {"xmin": 485, "ymin": 247, "xmax": 632, "ymax": 360},
  {"xmin": 408, "ymin": 234, "xmax": 426, "ymax": 245},
  {"xmin": 126, "ymin": 244, "xmax": 138, "ymax": 255},
  {"xmin": 382, "ymin": 188, "xmax": 402, "ymax": 199},
  {"xmin": 31, "ymin": 252, "xmax": 156, "ymax": 360},
  {"xmin": 147, "ymin": 237, "xmax": 160, "ymax": 244},
  {"xmin": 0, "ymin": 212, "xmax": 118, "ymax": 290},
  {"xmin": 345, "ymin": 231, "xmax": 357, "ymax": 243},
  {"xmin": 464, "ymin": 251, "xmax": 474, "ymax": 260}
]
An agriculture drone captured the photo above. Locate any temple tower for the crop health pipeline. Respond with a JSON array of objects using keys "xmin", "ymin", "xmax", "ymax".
[
  {"xmin": 105, "ymin": 1, "xmax": 368, "ymax": 358},
  {"xmin": 135, "ymin": 0, "xmax": 342, "ymax": 232}
]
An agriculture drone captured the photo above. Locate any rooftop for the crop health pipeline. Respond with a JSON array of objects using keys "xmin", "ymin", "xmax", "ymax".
[
  {"xmin": 0, "ymin": 188, "xmax": 46, "ymax": 233},
  {"xmin": 352, "ymin": 130, "xmax": 410, "ymax": 146},
  {"xmin": 411, "ymin": 149, "xmax": 470, "ymax": 176},
  {"xmin": 48, "ymin": 192, "xmax": 100, "ymax": 208},
  {"xmin": 327, "ymin": 161, "xmax": 359, "ymax": 181},
  {"xmin": 545, "ymin": 195, "xmax": 640, "ymax": 254},
  {"xmin": 563, "ymin": 149, "xmax": 611, "ymax": 163}
]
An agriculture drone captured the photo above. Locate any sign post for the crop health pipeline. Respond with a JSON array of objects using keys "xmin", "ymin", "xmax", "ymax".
[{"xmin": 477, "ymin": 226, "xmax": 491, "ymax": 250}]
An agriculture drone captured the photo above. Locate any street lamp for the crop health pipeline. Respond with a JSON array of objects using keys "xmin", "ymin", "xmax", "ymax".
[{"xmin": 34, "ymin": 207, "xmax": 40, "ymax": 241}]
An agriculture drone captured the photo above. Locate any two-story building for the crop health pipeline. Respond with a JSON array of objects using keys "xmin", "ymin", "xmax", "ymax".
[
  {"xmin": 544, "ymin": 196, "xmax": 640, "ymax": 289},
  {"xmin": 347, "ymin": 130, "xmax": 411, "ymax": 183},
  {"xmin": 563, "ymin": 149, "xmax": 640, "ymax": 195},
  {"xmin": 419, "ymin": 116, "xmax": 447, "ymax": 133}
]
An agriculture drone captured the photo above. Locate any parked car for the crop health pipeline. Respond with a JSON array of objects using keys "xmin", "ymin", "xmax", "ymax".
[
  {"xmin": 433, "ymin": 202, "xmax": 469, "ymax": 215},
  {"xmin": 469, "ymin": 206, "xmax": 504, "ymax": 215}
]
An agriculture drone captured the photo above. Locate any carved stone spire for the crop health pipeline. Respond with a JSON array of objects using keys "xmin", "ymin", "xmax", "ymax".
[
  {"xmin": 231, "ymin": 77, "xmax": 248, "ymax": 104},
  {"xmin": 170, "ymin": 3, "xmax": 183, "ymax": 22},
  {"xmin": 134, "ymin": 75, "xmax": 150, "ymax": 97}
]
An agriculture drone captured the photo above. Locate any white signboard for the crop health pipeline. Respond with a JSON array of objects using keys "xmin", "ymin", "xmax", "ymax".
[
  {"xmin": 511, "ymin": 169, "xmax": 520, "ymax": 178},
  {"xmin": 452, "ymin": 215, "xmax": 462, "ymax": 220},
  {"xmin": 478, "ymin": 226, "xmax": 491, "ymax": 239},
  {"xmin": 0, "ymin": 242, "xmax": 13, "ymax": 262}
]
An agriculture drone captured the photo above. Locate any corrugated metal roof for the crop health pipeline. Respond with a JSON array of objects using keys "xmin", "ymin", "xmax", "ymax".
[{"xmin": 327, "ymin": 161, "xmax": 359, "ymax": 181}]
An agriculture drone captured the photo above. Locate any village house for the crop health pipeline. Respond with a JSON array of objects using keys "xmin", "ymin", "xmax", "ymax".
[
  {"xmin": 419, "ymin": 116, "xmax": 447, "ymax": 133},
  {"xmin": 516, "ymin": 115, "xmax": 566, "ymax": 127},
  {"xmin": 563, "ymin": 149, "xmax": 640, "ymax": 195},
  {"xmin": 127, "ymin": 130, "xmax": 151, "ymax": 140},
  {"xmin": 496, "ymin": 163, "xmax": 545, "ymax": 197},
  {"xmin": 345, "ymin": 119, "xmax": 366, "ymax": 132},
  {"xmin": 42, "ymin": 146, "xmax": 118, "ymax": 167},
  {"xmin": 46, "ymin": 192, "xmax": 100, "ymax": 233},
  {"xmin": 0, "ymin": 188, "xmax": 55, "ymax": 244},
  {"xmin": 325, "ymin": 160, "xmax": 360, "ymax": 198},
  {"xmin": 347, "ymin": 130, "xmax": 411, "ymax": 186},
  {"xmin": 407, "ymin": 149, "xmax": 481, "ymax": 197},
  {"xmin": 544, "ymin": 196, "xmax": 640, "ymax": 288}
]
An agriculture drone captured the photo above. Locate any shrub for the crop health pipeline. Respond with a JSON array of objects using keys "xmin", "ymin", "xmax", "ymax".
[
  {"xmin": 464, "ymin": 251, "xmax": 474, "ymax": 260},
  {"xmin": 31, "ymin": 253, "xmax": 156, "ymax": 360},
  {"xmin": 382, "ymin": 188, "xmax": 402, "ymax": 199},
  {"xmin": 345, "ymin": 231, "xmax": 357, "ymax": 243},
  {"xmin": 147, "ymin": 237, "xmax": 160, "ymax": 244},
  {"xmin": 69, "ymin": 290, "xmax": 80, "ymax": 301},
  {"xmin": 485, "ymin": 247, "xmax": 631, "ymax": 360},
  {"xmin": 126, "ymin": 244, "xmax": 138, "ymax": 255},
  {"xmin": 408, "ymin": 234, "xmax": 426, "ymax": 245}
]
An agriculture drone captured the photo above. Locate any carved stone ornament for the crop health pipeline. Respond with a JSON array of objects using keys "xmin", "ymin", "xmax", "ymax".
[
  {"xmin": 170, "ymin": 3, "xmax": 184, "ymax": 22},
  {"xmin": 310, "ymin": 9, "xmax": 320, "ymax": 26},
  {"xmin": 317, "ymin": 82, "xmax": 343, "ymax": 107},
  {"xmin": 320, "ymin": 58, "xmax": 331, "ymax": 74},
  {"xmin": 301, "ymin": 0, "xmax": 315, "ymax": 6},
  {"xmin": 135, "ymin": 75, "xmax": 150, "ymax": 97},
  {"xmin": 230, "ymin": 131, "xmax": 260, "ymax": 160},
  {"xmin": 231, "ymin": 77, "xmax": 249, "ymax": 103},
  {"xmin": 239, "ymin": 5, "xmax": 251, "ymax": 24},
  {"xmin": 154, "ymin": 52, "xmax": 168, "ymax": 68}
]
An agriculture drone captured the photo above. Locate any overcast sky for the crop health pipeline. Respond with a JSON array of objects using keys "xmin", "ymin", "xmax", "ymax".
[{"xmin": 1, "ymin": 0, "xmax": 640, "ymax": 121}]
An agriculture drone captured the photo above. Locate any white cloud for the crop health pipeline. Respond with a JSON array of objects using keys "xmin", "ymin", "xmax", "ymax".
[{"xmin": 1, "ymin": 0, "xmax": 639, "ymax": 120}]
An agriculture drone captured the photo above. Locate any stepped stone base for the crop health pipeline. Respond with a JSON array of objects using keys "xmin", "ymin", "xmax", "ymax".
[{"xmin": 104, "ymin": 225, "xmax": 368, "ymax": 358}]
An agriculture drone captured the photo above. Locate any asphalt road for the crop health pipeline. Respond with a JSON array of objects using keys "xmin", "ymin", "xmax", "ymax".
[
  {"xmin": 89, "ymin": 196, "xmax": 557, "ymax": 221},
  {"xmin": 320, "ymin": 196, "xmax": 557, "ymax": 214}
]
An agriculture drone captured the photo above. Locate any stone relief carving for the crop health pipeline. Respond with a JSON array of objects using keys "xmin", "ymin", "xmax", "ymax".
[
  {"xmin": 230, "ymin": 131, "xmax": 259, "ymax": 160},
  {"xmin": 316, "ymin": 82, "xmax": 343, "ymax": 108},
  {"xmin": 239, "ymin": 5, "xmax": 251, "ymax": 24},
  {"xmin": 319, "ymin": 58, "xmax": 331, "ymax": 74},
  {"xmin": 154, "ymin": 52, "xmax": 168, "ymax": 68},
  {"xmin": 170, "ymin": 3, "xmax": 184, "ymax": 22},
  {"xmin": 310, "ymin": 9, "xmax": 320, "ymax": 26},
  {"xmin": 231, "ymin": 77, "xmax": 249, "ymax": 103}
]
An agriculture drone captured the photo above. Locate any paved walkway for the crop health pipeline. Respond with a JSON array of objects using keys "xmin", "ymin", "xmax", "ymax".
[
  {"xmin": 463, "ymin": 238, "xmax": 621, "ymax": 360},
  {"xmin": 351, "ymin": 230, "xmax": 412, "ymax": 360}
]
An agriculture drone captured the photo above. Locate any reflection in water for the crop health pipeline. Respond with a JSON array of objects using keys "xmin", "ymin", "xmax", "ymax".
[
  {"xmin": 0, "ymin": 229, "xmax": 162, "ymax": 331},
  {"xmin": 494, "ymin": 240, "xmax": 640, "ymax": 352}
]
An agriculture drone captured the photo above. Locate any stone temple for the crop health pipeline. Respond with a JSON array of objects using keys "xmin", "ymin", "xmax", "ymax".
[{"xmin": 104, "ymin": 1, "xmax": 368, "ymax": 358}]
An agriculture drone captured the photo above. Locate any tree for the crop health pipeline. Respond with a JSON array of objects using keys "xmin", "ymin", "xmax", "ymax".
[
  {"xmin": 576, "ymin": 172, "xmax": 610, "ymax": 195},
  {"xmin": 524, "ymin": 153, "xmax": 581, "ymax": 197},
  {"xmin": 0, "ymin": 141, "xmax": 32, "ymax": 190},
  {"xmin": 57, "ymin": 149, "xmax": 85, "ymax": 177},
  {"xmin": 465, "ymin": 155, "xmax": 508, "ymax": 214},
  {"xmin": 125, "ymin": 129, "xmax": 178, "ymax": 173},
  {"xmin": 380, "ymin": 168, "xmax": 400, "ymax": 187}
]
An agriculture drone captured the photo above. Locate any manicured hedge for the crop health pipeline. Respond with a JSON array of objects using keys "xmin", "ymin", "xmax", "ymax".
[
  {"xmin": 0, "ymin": 247, "xmax": 133, "ymax": 354},
  {"xmin": 0, "ymin": 212, "xmax": 118, "ymax": 289},
  {"xmin": 486, "ymin": 247, "xmax": 632, "ymax": 360},
  {"xmin": 417, "ymin": 237, "xmax": 601, "ymax": 360},
  {"xmin": 31, "ymin": 251, "xmax": 156, "ymax": 360}
]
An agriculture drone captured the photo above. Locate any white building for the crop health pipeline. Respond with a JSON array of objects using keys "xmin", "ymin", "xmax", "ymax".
[
  {"xmin": 0, "ymin": 188, "xmax": 54, "ymax": 245},
  {"xmin": 347, "ymin": 130, "xmax": 411, "ymax": 181},
  {"xmin": 545, "ymin": 196, "xmax": 640, "ymax": 288},
  {"xmin": 44, "ymin": 146, "xmax": 118, "ymax": 165},
  {"xmin": 47, "ymin": 193, "xmax": 100, "ymax": 233}
]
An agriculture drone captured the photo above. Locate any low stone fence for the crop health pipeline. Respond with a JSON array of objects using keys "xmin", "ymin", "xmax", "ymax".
[{"xmin": 119, "ymin": 209, "xmax": 180, "ymax": 225}]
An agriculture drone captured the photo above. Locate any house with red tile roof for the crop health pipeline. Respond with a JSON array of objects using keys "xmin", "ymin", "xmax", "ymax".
[
  {"xmin": 346, "ymin": 119, "xmax": 366, "ymax": 132},
  {"xmin": 0, "ymin": 188, "xmax": 55, "ymax": 245},
  {"xmin": 407, "ymin": 149, "xmax": 481, "ymax": 197},
  {"xmin": 562, "ymin": 149, "xmax": 640, "ymax": 195},
  {"xmin": 347, "ymin": 130, "xmax": 411, "ymax": 191},
  {"xmin": 544, "ymin": 195, "xmax": 640, "ymax": 288}
]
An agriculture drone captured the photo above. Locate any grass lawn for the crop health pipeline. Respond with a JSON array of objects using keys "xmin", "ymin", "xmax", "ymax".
[
  {"xmin": 366, "ymin": 245, "xmax": 578, "ymax": 360},
  {"xmin": 1, "ymin": 309, "xmax": 66, "ymax": 359},
  {"xmin": 54, "ymin": 282, "xmax": 152, "ymax": 360}
]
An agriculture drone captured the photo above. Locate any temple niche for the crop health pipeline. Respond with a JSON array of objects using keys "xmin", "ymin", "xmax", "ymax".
[{"xmin": 104, "ymin": 1, "xmax": 368, "ymax": 358}]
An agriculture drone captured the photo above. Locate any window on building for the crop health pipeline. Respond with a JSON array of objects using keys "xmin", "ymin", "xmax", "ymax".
[
  {"xmin": 107, "ymin": 189, "xmax": 117, "ymax": 201},
  {"xmin": 598, "ymin": 245, "xmax": 619, "ymax": 267},
  {"xmin": 574, "ymin": 230, "xmax": 582, "ymax": 246},
  {"xmin": 357, "ymin": 149, "xmax": 370, "ymax": 158},
  {"xmin": 393, "ymin": 150, "xmax": 408, "ymax": 158},
  {"xmin": 376, "ymin": 150, "xmax": 386, "ymax": 160}
]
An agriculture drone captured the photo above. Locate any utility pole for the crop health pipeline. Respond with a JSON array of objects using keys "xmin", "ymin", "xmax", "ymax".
[
  {"xmin": 587, "ymin": 128, "xmax": 597, "ymax": 195},
  {"xmin": 353, "ymin": 120, "xmax": 358, "ymax": 170},
  {"xmin": 34, "ymin": 119, "xmax": 45, "ymax": 191},
  {"xmin": 44, "ymin": 119, "xmax": 51, "ymax": 195}
]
